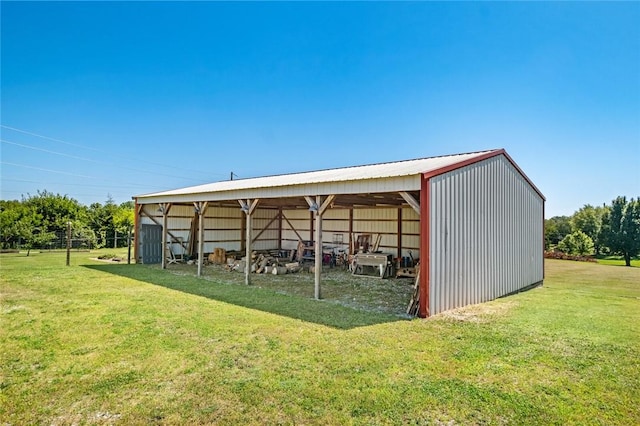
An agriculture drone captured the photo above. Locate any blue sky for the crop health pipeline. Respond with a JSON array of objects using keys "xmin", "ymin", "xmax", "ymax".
[{"xmin": 1, "ymin": 1, "xmax": 638, "ymax": 217}]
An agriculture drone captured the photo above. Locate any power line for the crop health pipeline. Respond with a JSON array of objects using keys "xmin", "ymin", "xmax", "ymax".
[
  {"xmin": 0, "ymin": 124, "xmax": 226, "ymax": 180},
  {"xmin": 1, "ymin": 161, "xmax": 97, "ymax": 179},
  {"xmin": 1, "ymin": 138, "xmax": 212, "ymax": 182},
  {"xmin": 1, "ymin": 177, "xmax": 165, "ymax": 190},
  {"xmin": 1, "ymin": 138, "xmax": 108, "ymax": 164}
]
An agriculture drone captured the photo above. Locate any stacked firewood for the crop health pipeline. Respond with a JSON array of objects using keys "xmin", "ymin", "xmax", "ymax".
[{"xmin": 225, "ymin": 251, "xmax": 302, "ymax": 275}]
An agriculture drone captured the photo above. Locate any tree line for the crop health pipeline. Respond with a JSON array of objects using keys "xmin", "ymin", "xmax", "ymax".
[
  {"xmin": 545, "ymin": 196, "xmax": 640, "ymax": 266},
  {"xmin": 1, "ymin": 191, "xmax": 638, "ymax": 265},
  {"xmin": 0, "ymin": 191, "xmax": 134, "ymax": 255}
]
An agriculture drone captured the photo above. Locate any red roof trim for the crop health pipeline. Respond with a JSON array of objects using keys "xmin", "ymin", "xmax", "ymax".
[{"xmin": 422, "ymin": 149, "xmax": 546, "ymax": 201}]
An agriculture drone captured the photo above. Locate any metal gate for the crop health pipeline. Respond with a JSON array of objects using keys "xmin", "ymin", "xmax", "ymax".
[{"xmin": 140, "ymin": 224, "xmax": 162, "ymax": 264}]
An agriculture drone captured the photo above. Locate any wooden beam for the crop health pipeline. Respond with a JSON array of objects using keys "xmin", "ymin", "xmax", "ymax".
[
  {"xmin": 318, "ymin": 194, "xmax": 335, "ymax": 216},
  {"xmin": 399, "ymin": 191, "xmax": 420, "ymax": 216},
  {"xmin": 304, "ymin": 196, "xmax": 316, "ymax": 209},
  {"xmin": 159, "ymin": 202, "xmax": 172, "ymax": 215},
  {"xmin": 252, "ymin": 211, "xmax": 280, "ymax": 243},
  {"xmin": 281, "ymin": 213, "xmax": 304, "ymax": 242},
  {"xmin": 249, "ymin": 199, "xmax": 260, "ymax": 215}
]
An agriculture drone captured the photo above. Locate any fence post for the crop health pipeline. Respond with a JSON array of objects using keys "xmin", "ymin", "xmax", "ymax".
[
  {"xmin": 127, "ymin": 227, "xmax": 132, "ymax": 264},
  {"xmin": 66, "ymin": 222, "xmax": 71, "ymax": 266}
]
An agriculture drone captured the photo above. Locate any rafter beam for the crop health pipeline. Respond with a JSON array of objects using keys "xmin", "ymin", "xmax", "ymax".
[
  {"xmin": 318, "ymin": 194, "xmax": 335, "ymax": 216},
  {"xmin": 399, "ymin": 191, "xmax": 421, "ymax": 216}
]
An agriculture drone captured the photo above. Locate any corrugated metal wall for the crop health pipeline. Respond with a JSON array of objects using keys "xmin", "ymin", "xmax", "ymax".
[
  {"xmin": 429, "ymin": 155, "xmax": 544, "ymax": 315},
  {"xmin": 280, "ymin": 206, "xmax": 421, "ymax": 257},
  {"xmin": 139, "ymin": 204, "xmax": 279, "ymax": 254},
  {"xmin": 139, "ymin": 203, "xmax": 422, "ymax": 260},
  {"xmin": 251, "ymin": 209, "xmax": 280, "ymax": 251}
]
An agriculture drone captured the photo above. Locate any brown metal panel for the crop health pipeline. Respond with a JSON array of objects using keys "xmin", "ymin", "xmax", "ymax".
[{"xmin": 419, "ymin": 174, "xmax": 430, "ymax": 318}]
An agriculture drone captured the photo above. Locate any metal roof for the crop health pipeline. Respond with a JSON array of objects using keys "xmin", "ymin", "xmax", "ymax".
[{"xmin": 135, "ymin": 149, "xmax": 500, "ymax": 201}]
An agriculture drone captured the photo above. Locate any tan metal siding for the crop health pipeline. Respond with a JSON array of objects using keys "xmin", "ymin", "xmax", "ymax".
[
  {"xmin": 429, "ymin": 155, "xmax": 544, "ymax": 315},
  {"xmin": 323, "ymin": 209, "xmax": 349, "ymax": 220}
]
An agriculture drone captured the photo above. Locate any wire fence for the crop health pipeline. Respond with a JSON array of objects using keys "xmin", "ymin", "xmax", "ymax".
[{"xmin": 9, "ymin": 231, "xmax": 132, "ymax": 250}]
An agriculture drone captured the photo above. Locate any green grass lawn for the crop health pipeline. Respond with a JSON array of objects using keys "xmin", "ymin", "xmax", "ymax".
[
  {"xmin": 595, "ymin": 255, "xmax": 640, "ymax": 267},
  {"xmin": 1, "ymin": 250, "xmax": 639, "ymax": 425}
]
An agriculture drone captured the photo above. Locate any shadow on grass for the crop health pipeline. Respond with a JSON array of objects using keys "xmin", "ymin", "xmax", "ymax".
[{"xmin": 83, "ymin": 263, "xmax": 407, "ymax": 330}]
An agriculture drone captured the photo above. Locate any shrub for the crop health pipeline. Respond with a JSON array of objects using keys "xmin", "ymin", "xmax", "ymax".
[{"xmin": 557, "ymin": 230, "xmax": 595, "ymax": 256}]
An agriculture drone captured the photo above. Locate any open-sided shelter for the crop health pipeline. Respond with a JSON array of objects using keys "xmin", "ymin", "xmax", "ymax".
[{"xmin": 133, "ymin": 149, "xmax": 545, "ymax": 317}]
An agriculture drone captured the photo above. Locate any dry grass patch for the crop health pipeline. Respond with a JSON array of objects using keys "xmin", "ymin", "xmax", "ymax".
[{"xmin": 435, "ymin": 299, "xmax": 519, "ymax": 323}]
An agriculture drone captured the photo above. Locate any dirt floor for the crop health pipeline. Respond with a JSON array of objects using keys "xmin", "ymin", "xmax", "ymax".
[{"xmin": 160, "ymin": 261, "xmax": 417, "ymax": 317}]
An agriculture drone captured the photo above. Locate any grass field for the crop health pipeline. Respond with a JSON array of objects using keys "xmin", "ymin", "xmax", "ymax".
[
  {"xmin": 1, "ymin": 250, "xmax": 639, "ymax": 425},
  {"xmin": 595, "ymin": 255, "xmax": 640, "ymax": 267}
]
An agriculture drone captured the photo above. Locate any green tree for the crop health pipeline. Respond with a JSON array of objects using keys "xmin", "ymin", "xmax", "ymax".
[
  {"xmin": 0, "ymin": 200, "xmax": 41, "ymax": 249},
  {"xmin": 22, "ymin": 190, "xmax": 87, "ymax": 235},
  {"xmin": 557, "ymin": 230, "xmax": 595, "ymax": 256},
  {"xmin": 71, "ymin": 221, "xmax": 98, "ymax": 249},
  {"xmin": 23, "ymin": 228, "xmax": 56, "ymax": 256},
  {"xmin": 545, "ymin": 216, "xmax": 572, "ymax": 250},
  {"xmin": 113, "ymin": 202, "xmax": 134, "ymax": 233},
  {"xmin": 601, "ymin": 196, "xmax": 640, "ymax": 267},
  {"xmin": 87, "ymin": 196, "xmax": 121, "ymax": 248},
  {"xmin": 571, "ymin": 204, "xmax": 606, "ymax": 255}
]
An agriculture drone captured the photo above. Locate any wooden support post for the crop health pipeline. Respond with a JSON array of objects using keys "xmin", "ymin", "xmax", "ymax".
[
  {"xmin": 133, "ymin": 200, "xmax": 141, "ymax": 263},
  {"xmin": 245, "ymin": 205, "xmax": 252, "ymax": 285},
  {"xmin": 159, "ymin": 203, "xmax": 171, "ymax": 269},
  {"xmin": 194, "ymin": 202, "xmax": 208, "ymax": 277},
  {"xmin": 197, "ymin": 208, "xmax": 204, "ymax": 276},
  {"xmin": 349, "ymin": 207, "xmax": 354, "ymax": 254},
  {"xmin": 161, "ymin": 204, "xmax": 167, "ymax": 269},
  {"xmin": 306, "ymin": 195, "xmax": 335, "ymax": 300},
  {"xmin": 397, "ymin": 207, "xmax": 403, "ymax": 261},
  {"xmin": 314, "ymin": 196, "xmax": 322, "ymax": 299},
  {"xmin": 239, "ymin": 199, "xmax": 259, "ymax": 285}
]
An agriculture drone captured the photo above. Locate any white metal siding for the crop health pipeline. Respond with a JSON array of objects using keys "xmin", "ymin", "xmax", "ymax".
[
  {"xmin": 138, "ymin": 175, "xmax": 422, "ymax": 205},
  {"xmin": 429, "ymin": 155, "xmax": 544, "ymax": 315},
  {"xmin": 136, "ymin": 151, "xmax": 498, "ymax": 204}
]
